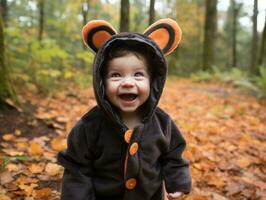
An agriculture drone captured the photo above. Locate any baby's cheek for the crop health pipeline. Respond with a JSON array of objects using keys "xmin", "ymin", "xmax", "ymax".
[
  {"xmin": 139, "ymin": 87, "xmax": 150, "ymax": 105},
  {"xmin": 106, "ymin": 81, "xmax": 118, "ymax": 93}
]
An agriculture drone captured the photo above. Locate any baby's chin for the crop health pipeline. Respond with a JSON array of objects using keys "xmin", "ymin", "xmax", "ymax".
[{"xmin": 119, "ymin": 107, "xmax": 139, "ymax": 114}]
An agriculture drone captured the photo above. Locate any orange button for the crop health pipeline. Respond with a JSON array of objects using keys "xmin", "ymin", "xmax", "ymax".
[
  {"xmin": 129, "ymin": 142, "xmax": 138, "ymax": 155},
  {"xmin": 125, "ymin": 178, "xmax": 137, "ymax": 190},
  {"xmin": 124, "ymin": 129, "xmax": 133, "ymax": 143}
]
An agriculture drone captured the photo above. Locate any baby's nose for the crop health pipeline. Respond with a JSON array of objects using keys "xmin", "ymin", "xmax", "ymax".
[{"xmin": 121, "ymin": 77, "xmax": 134, "ymax": 87}]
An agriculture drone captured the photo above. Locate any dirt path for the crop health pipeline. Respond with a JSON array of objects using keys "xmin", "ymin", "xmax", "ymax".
[{"xmin": 0, "ymin": 79, "xmax": 265, "ymax": 200}]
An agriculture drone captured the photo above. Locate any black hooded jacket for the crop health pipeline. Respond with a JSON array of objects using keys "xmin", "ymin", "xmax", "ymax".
[{"xmin": 57, "ymin": 33, "xmax": 191, "ymax": 200}]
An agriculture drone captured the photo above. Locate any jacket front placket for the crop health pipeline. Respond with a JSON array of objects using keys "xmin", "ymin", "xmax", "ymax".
[{"xmin": 122, "ymin": 125, "xmax": 143, "ymax": 199}]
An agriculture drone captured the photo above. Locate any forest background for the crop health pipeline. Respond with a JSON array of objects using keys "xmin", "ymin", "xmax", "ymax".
[
  {"xmin": 0, "ymin": 1, "xmax": 266, "ymax": 199},
  {"xmin": 0, "ymin": 0, "xmax": 266, "ymax": 101}
]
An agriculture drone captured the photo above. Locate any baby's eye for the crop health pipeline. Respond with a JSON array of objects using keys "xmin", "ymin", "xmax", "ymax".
[
  {"xmin": 110, "ymin": 73, "xmax": 121, "ymax": 78},
  {"xmin": 134, "ymin": 72, "xmax": 145, "ymax": 77}
]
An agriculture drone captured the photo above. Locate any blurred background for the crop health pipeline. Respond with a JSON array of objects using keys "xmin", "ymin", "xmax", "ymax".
[
  {"xmin": 0, "ymin": 0, "xmax": 266, "ymax": 101},
  {"xmin": 0, "ymin": 1, "xmax": 266, "ymax": 199}
]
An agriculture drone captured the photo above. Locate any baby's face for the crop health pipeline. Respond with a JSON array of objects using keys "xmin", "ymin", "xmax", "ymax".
[{"xmin": 105, "ymin": 53, "xmax": 150, "ymax": 114}]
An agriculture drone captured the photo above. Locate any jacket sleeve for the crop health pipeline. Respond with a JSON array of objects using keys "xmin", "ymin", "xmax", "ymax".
[
  {"xmin": 57, "ymin": 120, "xmax": 96, "ymax": 200},
  {"xmin": 161, "ymin": 119, "xmax": 191, "ymax": 194}
]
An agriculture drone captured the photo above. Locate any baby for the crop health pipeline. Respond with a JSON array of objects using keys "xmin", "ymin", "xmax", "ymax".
[{"xmin": 58, "ymin": 19, "xmax": 191, "ymax": 200}]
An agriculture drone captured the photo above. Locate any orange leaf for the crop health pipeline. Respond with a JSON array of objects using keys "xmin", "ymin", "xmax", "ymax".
[
  {"xmin": 0, "ymin": 194, "xmax": 11, "ymax": 200},
  {"xmin": 18, "ymin": 183, "xmax": 38, "ymax": 196},
  {"xmin": 28, "ymin": 142, "xmax": 43, "ymax": 155},
  {"xmin": 2, "ymin": 134, "xmax": 16, "ymax": 141},
  {"xmin": 0, "ymin": 171, "xmax": 14, "ymax": 185},
  {"xmin": 235, "ymin": 158, "xmax": 252, "ymax": 168},
  {"xmin": 35, "ymin": 187, "xmax": 52, "ymax": 199},
  {"xmin": 6, "ymin": 163, "xmax": 21, "ymax": 172},
  {"xmin": 45, "ymin": 163, "xmax": 61, "ymax": 176},
  {"xmin": 28, "ymin": 163, "xmax": 45, "ymax": 174},
  {"xmin": 2, "ymin": 149, "xmax": 24, "ymax": 156},
  {"xmin": 51, "ymin": 137, "xmax": 67, "ymax": 151}
]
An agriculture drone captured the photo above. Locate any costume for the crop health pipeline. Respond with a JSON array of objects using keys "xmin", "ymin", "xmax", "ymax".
[{"xmin": 58, "ymin": 19, "xmax": 191, "ymax": 200}]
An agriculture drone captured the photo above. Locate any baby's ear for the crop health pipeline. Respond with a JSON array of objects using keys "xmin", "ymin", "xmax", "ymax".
[
  {"xmin": 82, "ymin": 20, "xmax": 117, "ymax": 52},
  {"xmin": 143, "ymin": 18, "xmax": 182, "ymax": 56}
]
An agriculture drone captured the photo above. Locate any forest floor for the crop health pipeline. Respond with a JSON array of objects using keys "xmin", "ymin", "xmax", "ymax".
[{"xmin": 0, "ymin": 78, "xmax": 265, "ymax": 200}]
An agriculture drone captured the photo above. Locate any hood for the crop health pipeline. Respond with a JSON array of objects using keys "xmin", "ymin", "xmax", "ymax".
[
  {"xmin": 93, "ymin": 33, "xmax": 167, "ymax": 129},
  {"xmin": 81, "ymin": 19, "xmax": 182, "ymax": 130}
]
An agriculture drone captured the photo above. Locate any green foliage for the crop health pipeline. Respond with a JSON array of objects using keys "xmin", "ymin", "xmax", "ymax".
[
  {"xmin": 0, "ymin": 156, "xmax": 9, "ymax": 171},
  {"xmin": 191, "ymin": 66, "xmax": 266, "ymax": 98},
  {"xmin": 5, "ymin": 25, "xmax": 94, "ymax": 93},
  {"xmin": 0, "ymin": 155, "xmax": 32, "ymax": 172},
  {"xmin": 235, "ymin": 66, "xmax": 266, "ymax": 98},
  {"xmin": 191, "ymin": 66, "xmax": 249, "ymax": 82},
  {"xmin": 190, "ymin": 70, "xmax": 213, "ymax": 82}
]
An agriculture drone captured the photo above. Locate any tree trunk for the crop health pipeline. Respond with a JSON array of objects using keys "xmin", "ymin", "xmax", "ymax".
[
  {"xmin": 149, "ymin": 0, "xmax": 155, "ymax": 25},
  {"xmin": 196, "ymin": 0, "xmax": 203, "ymax": 68},
  {"xmin": 120, "ymin": 0, "xmax": 129, "ymax": 32},
  {"xmin": 202, "ymin": 0, "xmax": 217, "ymax": 70},
  {"xmin": 257, "ymin": 13, "xmax": 266, "ymax": 67},
  {"xmin": 38, "ymin": 0, "xmax": 45, "ymax": 41},
  {"xmin": 0, "ymin": 14, "xmax": 16, "ymax": 104},
  {"xmin": 231, "ymin": 0, "xmax": 237, "ymax": 67},
  {"xmin": 82, "ymin": 0, "xmax": 90, "ymax": 26},
  {"xmin": 82, "ymin": 0, "xmax": 90, "ymax": 49},
  {"xmin": 250, "ymin": 0, "xmax": 258, "ymax": 74},
  {"xmin": 0, "ymin": 0, "xmax": 8, "ymax": 26}
]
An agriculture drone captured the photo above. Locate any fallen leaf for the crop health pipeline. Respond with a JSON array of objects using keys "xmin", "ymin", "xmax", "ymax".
[
  {"xmin": 15, "ymin": 141, "xmax": 28, "ymax": 151},
  {"xmin": 2, "ymin": 134, "xmax": 16, "ymax": 141},
  {"xmin": 235, "ymin": 158, "xmax": 252, "ymax": 168},
  {"xmin": 204, "ymin": 174, "xmax": 226, "ymax": 188},
  {"xmin": 28, "ymin": 142, "xmax": 43, "ymax": 155},
  {"xmin": 15, "ymin": 129, "xmax": 22, "ymax": 136},
  {"xmin": 51, "ymin": 137, "xmax": 67, "ymax": 151},
  {"xmin": 225, "ymin": 181, "xmax": 245, "ymax": 196},
  {"xmin": 49, "ymin": 121, "xmax": 65, "ymax": 130},
  {"xmin": 184, "ymin": 195, "xmax": 211, "ymax": 200},
  {"xmin": 0, "ymin": 171, "xmax": 14, "ymax": 185},
  {"xmin": 28, "ymin": 163, "xmax": 45, "ymax": 174},
  {"xmin": 4, "ymin": 98, "xmax": 22, "ymax": 112},
  {"xmin": 6, "ymin": 163, "xmax": 21, "ymax": 172},
  {"xmin": 0, "ymin": 194, "xmax": 11, "ymax": 200},
  {"xmin": 56, "ymin": 116, "xmax": 69, "ymax": 123},
  {"xmin": 43, "ymin": 152, "xmax": 57, "ymax": 162},
  {"xmin": 35, "ymin": 187, "xmax": 52, "ymax": 199},
  {"xmin": 16, "ymin": 175, "xmax": 38, "ymax": 185},
  {"xmin": 45, "ymin": 163, "xmax": 61, "ymax": 176},
  {"xmin": 2, "ymin": 149, "xmax": 24, "ymax": 156},
  {"xmin": 18, "ymin": 183, "xmax": 38, "ymax": 196}
]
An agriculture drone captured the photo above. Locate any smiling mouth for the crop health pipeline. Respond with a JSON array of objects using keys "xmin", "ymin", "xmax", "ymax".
[{"xmin": 119, "ymin": 93, "xmax": 138, "ymax": 101}]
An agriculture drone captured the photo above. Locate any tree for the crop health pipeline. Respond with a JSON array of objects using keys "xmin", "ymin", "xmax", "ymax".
[
  {"xmin": 257, "ymin": 12, "xmax": 266, "ymax": 67},
  {"xmin": 0, "ymin": 0, "xmax": 7, "ymax": 26},
  {"xmin": 37, "ymin": 0, "xmax": 45, "ymax": 41},
  {"xmin": 149, "ymin": 0, "xmax": 155, "ymax": 25},
  {"xmin": 250, "ymin": 0, "xmax": 258, "ymax": 73},
  {"xmin": 120, "ymin": 0, "xmax": 129, "ymax": 32},
  {"xmin": 0, "ymin": 14, "xmax": 16, "ymax": 104},
  {"xmin": 202, "ymin": 0, "xmax": 217, "ymax": 70},
  {"xmin": 196, "ymin": 0, "xmax": 204, "ymax": 68},
  {"xmin": 82, "ymin": 0, "xmax": 90, "ymax": 26},
  {"xmin": 231, "ymin": 0, "xmax": 238, "ymax": 67},
  {"xmin": 82, "ymin": 0, "xmax": 90, "ymax": 50}
]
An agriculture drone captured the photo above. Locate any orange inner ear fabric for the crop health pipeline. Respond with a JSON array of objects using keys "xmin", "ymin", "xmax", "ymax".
[
  {"xmin": 148, "ymin": 28, "xmax": 169, "ymax": 51},
  {"xmin": 92, "ymin": 31, "xmax": 112, "ymax": 50},
  {"xmin": 143, "ymin": 18, "xmax": 182, "ymax": 56},
  {"xmin": 82, "ymin": 20, "xmax": 117, "ymax": 51}
]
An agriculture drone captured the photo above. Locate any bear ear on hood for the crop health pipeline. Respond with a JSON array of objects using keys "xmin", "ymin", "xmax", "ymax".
[
  {"xmin": 82, "ymin": 20, "xmax": 117, "ymax": 52},
  {"xmin": 143, "ymin": 18, "xmax": 182, "ymax": 56}
]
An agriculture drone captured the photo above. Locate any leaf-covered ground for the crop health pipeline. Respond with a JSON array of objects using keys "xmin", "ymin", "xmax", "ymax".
[{"xmin": 0, "ymin": 79, "xmax": 265, "ymax": 200}]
